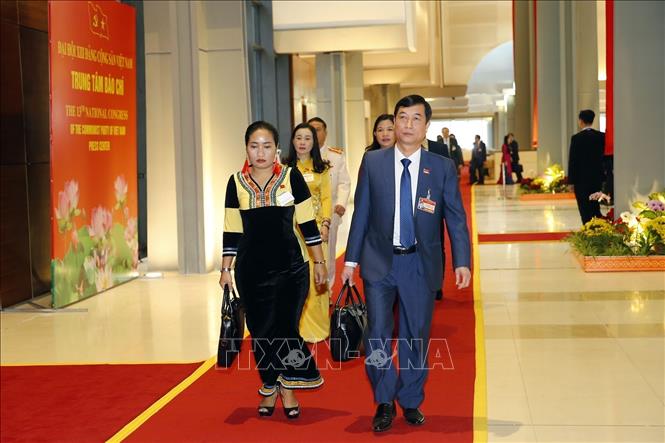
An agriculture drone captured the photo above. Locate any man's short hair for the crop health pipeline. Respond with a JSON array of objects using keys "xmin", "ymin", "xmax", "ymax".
[
  {"xmin": 475, "ymin": 134, "xmax": 481, "ymax": 140},
  {"xmin": 307, "ymin": 117, "xmax": 327, "ymax": 130},
  {"xmin": 579, "ymin": 109, "xmax": 595, "ymax": 125},
  {"xmin": 393, "ymin": 95, "xmax": 432, "ymax": 122}
]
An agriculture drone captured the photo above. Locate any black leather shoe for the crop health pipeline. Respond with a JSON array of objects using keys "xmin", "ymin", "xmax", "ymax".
[
  {"xmin": 372, "ymin": 402, "xmax": 396, "ymax": 432},
  {"xmin": 403, "ymin": 407, "xmax": 425, "ymax": 426},
  {"xmin": 435, "ymin": 289, "xmax": 443, "ymax": 300}
]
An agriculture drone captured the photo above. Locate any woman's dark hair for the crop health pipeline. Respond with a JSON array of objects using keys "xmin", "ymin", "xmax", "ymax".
[
  {"xmin": 503, "ymin": 134, "xmax": 509, "ymax": 145},
  {"xmin": 286, "ymin": 123, "xmax": 329, "ymax": 173},
  {"xmin": 245, "ymin": 121, "xmax": 279, "ymax": 146},
  {"xmin": 366, "ymin": 114, "xmax": 395, "ymax": 152},
  {"xmin": 393, "ymin": 95, "xmax": 432, "ymax": 122}
]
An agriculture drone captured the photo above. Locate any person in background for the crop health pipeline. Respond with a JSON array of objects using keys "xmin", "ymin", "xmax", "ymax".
[
  {"xmin": 449, "ymin": 133, "xmax": 464, "ymax": 177},
  {"xmin": 307, "ymin": 117, "xmax": 351, "ymax": 297},
  {"xmin": 497, "ymin": 134, "xmax": 514, "ymax": 185},
  {"xmin": 440, "ymin": 127, "xmax": 453, "ymax": 153},
  {"xmin": 341, "ymin": 95, "xmax": 471, "ymax": 433},
  {"xmin": 286, "ymin": 123, "xmax": 332, "ymax": 343},
  {"xmin": 425, "ymin": 132, "xmax": 450, "ymax": 302},
  {"xmin": 426, "ymin": 137, "xmax": 450, "ymax": 159},
  {"xmin": 366, "ymin": 114, "xmax": 396, "ymax": 151},
  {"xmin": 220, "ymin": 121, "xmax": 327, "ymax": 420},
  {"xmin": 508, "ymin": 133, "xmax": 523, "ymax": 182},
  {"xmin": 567, "ymin": 109, "xmax": 605, "ymax": 224},
  {"xmin": 469, "ymin": 135, "xmax": 486, "ymax": 185}
]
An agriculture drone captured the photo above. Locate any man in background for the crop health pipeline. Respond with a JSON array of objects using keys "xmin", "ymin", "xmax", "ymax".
[
  {"xmin": 443, "ymin": 127, "xmax": 463, "ymax": 178},
  {"xmin": 567, "ymin": 110, "xmax": 605, "ymax": 224},
  {"xmin": 308, "ymin": 117, "xmax": 352, "ymax": 290},
  {"xmin": 469, "ymin": 135, "xmax": 486, "ymax": 185}
]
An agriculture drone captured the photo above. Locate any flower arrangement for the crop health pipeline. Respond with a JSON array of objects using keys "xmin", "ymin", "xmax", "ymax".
[
  {"xmin": 520, "ymin": 164, "xmax": 569, "ymax": 194},
  {"xmin": 52, "ymin": 175, "xmax": 138, "ymax": 306},
  {"xmin": 566, "ymin": 191, "xmax": 665, "ymax": 257}
]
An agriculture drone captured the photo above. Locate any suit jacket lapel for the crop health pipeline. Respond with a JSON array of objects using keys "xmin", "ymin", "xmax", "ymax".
[{"xmin": 384, "ymin": 148, "xmax": 396, "ymax": 224}]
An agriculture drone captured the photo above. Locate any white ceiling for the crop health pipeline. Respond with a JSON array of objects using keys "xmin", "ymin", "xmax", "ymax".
[{"xmin": 274, "ymin": 0, "xmax": 514, "ymax": 115}]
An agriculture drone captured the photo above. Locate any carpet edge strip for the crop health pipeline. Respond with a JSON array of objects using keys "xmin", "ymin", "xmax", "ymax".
[
  {"xmin": 105, "ymin": 356, "xmax": 216, "ymax": 442},
  {"xmin": 472, "ymin": 185, "xmax": 489, "ymax": 443}
]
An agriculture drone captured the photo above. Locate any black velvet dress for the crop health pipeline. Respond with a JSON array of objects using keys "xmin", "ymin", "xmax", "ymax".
[{"xmin": 222, "ymin": 166, "xmax": 323, "ymax": 396}]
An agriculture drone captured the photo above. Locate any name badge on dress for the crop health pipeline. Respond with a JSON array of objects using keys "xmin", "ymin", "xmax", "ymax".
[
  {"xmin": 276, "ymin": 192, "xmax": 295, "ymax": 206},
  {"xmin": 302, "ymin": 173, "xmax": 314, "ymax": 183}
]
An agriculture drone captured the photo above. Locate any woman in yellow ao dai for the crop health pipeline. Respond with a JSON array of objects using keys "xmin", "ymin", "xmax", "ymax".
[{"xmin": 286, "ymin": 123, "xmax": 332, "ymax": 343}]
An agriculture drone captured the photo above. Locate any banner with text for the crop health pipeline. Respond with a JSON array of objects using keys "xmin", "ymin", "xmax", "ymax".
[{"xmin": 49, "ymin": 0, "xmax": 137, "ymax": 307}]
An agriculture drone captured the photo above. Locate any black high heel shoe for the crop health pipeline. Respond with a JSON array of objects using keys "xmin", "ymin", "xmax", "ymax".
[
  {"xmin": 279, "ymin": 388, "xmax": 300, "ymax": 419},
  {"xmin": 257, "ymin": 391, "xmax": 279, "ymax": 417},
  {"xmin": 283, "ymin": 404, "xmax": 300, "ymax": 420}
]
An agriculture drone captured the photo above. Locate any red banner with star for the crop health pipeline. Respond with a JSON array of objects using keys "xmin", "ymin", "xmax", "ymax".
[{"xmin": 49, "ymin": 0, "xmax": 137, "ymax": 307}]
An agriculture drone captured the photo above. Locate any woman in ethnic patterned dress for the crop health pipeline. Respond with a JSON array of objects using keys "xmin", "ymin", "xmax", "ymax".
[
  {"xmin": 219, "ymin": 121, "xmax": 327, "ymax": 419},
  {"xmin": 286, "ymin": 123, "xmax": 332, "ymax": 343}
]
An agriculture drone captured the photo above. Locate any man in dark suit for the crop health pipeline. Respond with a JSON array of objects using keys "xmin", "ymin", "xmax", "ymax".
[
  {"xmin": 446, "ymin": 131, "xmax": 464, "ymax": 176},
  {"xmin": 341, "ymin": 95, "xmax": 471, "ymax": 433},
  {"xmin": 469, "ymin": 134, "xmax": 486, "ymax": 184},
  {"xmin": 427, "ymin": 138, "xmax": 450, "ymax": 158},
  {"xmin": 567, "ymin": 109, "xmax": 605, "ymax": 224},
  {"xmin": 425, "ymin": 138, "xmax": 449, "ymax": 302}
]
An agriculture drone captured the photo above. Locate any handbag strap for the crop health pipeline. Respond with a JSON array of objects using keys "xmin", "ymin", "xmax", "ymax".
[
  {"xmin": 334, "ymin": 282, "xmax": 349, "ymax": 308},
  {"xmin": 347, "ymin": 284, "xmax": 367, "ymax": 329}
]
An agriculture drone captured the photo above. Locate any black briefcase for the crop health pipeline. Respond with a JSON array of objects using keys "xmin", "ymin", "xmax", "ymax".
[
  {"xmin": 330, "ymin": 282, "xmax": 367, "ymax": 362},
  {"xmin": 217, "ymin": 286, "xmax": 245, "ymax": 368}
]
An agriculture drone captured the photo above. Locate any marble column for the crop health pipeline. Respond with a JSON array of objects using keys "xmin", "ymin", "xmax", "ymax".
[
  {"xmin": 613, "ymin": 1, "xmax": 665, "ymax": 214},
  {"xmin": 170, "ymin": 1, "xmax": 206, "ymax": 273},
  {"xmin": 512, "ymin": 0, "xmax": 532, "ymax": 155},
  {"xmin": 572, "ymin": 1, "xmax": 600, "ymax": 129},
  {"xmin": 315, "ymin": 53, "xmax": 345, "ymax": 147},
  {"xmin": 536, "ymin": 0, "xmax": 576, "ymax": 173}
]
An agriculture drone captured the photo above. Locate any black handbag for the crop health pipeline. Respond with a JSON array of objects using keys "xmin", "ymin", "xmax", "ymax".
[
  {"xmin": 512, "ymin": 163, "xmax": 524, "ymax": 173},
  {"xmin": 330, "ymin": 282, "xmax": 368, "ymax": 362},
  {"xmin": 217, "ymin": 286, "xmax": 245, "ymax": 368}
]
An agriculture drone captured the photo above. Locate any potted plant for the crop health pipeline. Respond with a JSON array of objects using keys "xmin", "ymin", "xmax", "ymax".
[
  {"xmin": 566, "ymin": 191, "xmax": 665, "ymax": 272},
  {"xmin": 519, "ymin": 164, "xmax": 574, "ymax": 200}
]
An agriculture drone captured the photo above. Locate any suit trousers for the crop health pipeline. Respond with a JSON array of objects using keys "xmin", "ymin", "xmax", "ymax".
[
  {"xmin": 469, "ymin": 161, "xmax": 484, "ymax": 184},
  {"xmin": 363, "ymin": 252, "xmax": 436, "ymax": 408},
  {"xmin": 574, "ymin": 184, "xmax": 602, "ymax": 224}
]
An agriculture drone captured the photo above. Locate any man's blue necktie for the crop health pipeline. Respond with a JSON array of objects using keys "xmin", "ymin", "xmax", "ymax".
[{"xmin": 400, "ymin": 158, "xmax": 415, "ymax": 248}]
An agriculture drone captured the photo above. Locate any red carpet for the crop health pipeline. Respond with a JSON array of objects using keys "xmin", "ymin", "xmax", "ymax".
[
  {"xmin": 0, "ymin": 363, "xmax": 201, "ymax": 442},
  {"xmin": 478, "ymin": 231, "xmax": 571, "ymax": 243},
  {"xmin": 0, "ymin": 176, "xmax": 479, "ymax": 442},
  {"xmin": 125, "ymin": 175, "xmax": 478, "ymax": 442}
]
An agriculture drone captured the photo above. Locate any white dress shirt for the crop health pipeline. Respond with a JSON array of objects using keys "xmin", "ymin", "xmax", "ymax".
[
  {"xmin": 345, "ymin": 146, "xmax": 422, "ymax": 268},
  {"xmin": 393, "ymin": 146, "xmax": 421, "ymax": 246}
]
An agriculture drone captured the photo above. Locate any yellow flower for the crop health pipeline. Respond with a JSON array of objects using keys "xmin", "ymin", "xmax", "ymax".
[
  {"xmin": 646, "ymin": 216, "xmax": 665, "ymax": 240},
  {"xmin": 581, "ymin": 217, "xmax": 615, "ymax": 237}
]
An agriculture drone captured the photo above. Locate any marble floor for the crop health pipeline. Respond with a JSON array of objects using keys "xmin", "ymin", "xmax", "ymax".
[
  {"xmin": 1, "ymin": 184, "xmax": 663, "ymax": 442},
  {"xmin": 476, "ymin": 185, "xmax": 665, "ymax": 443}
]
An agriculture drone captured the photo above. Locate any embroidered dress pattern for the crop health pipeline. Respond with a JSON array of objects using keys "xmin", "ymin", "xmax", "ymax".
[{"xmin": 236, "ymin": 167, "xmax": 289, "ymax": 208}]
